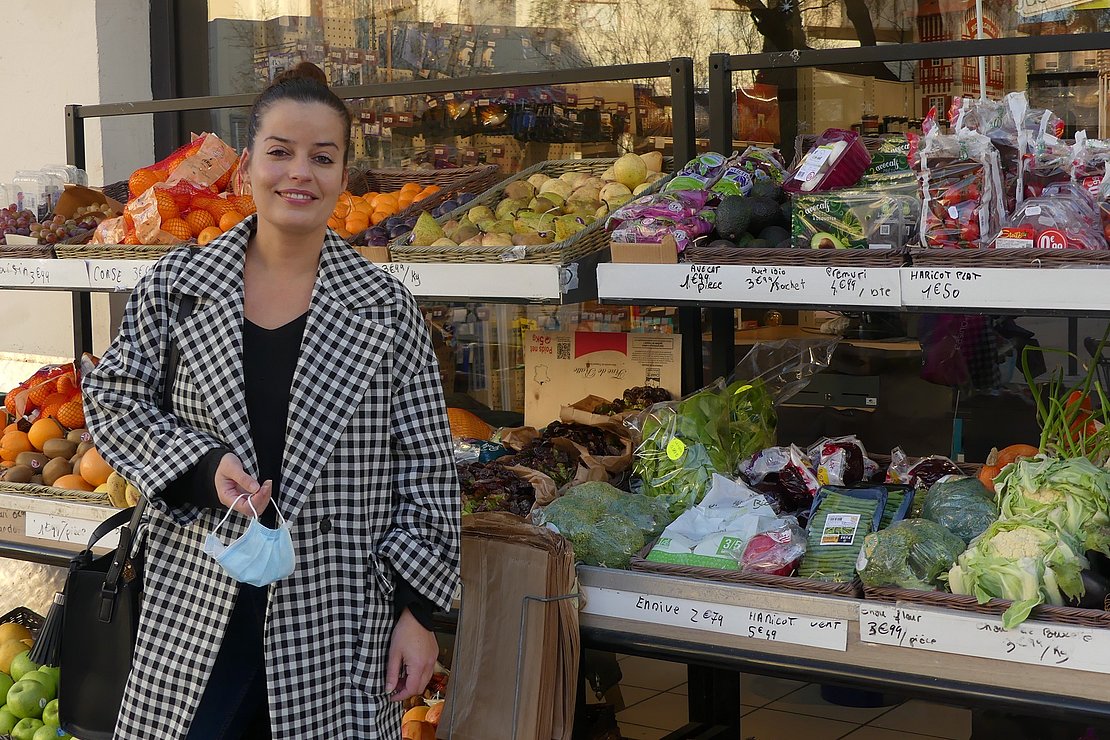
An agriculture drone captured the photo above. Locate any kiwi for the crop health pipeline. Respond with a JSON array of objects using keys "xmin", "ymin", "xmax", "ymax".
[
  {"xmin": 42, "ymin": 438, "xmax": 78, "ymax": 459},
  {"xmin": 76, "ymin": 441, "xmax": 94, "ymax": 457},
  {"xmin": 30, "ymin": 475, "xmax": 43, "ymax": 485},
  {"xmin": 42, "ymin": 457, "xmax": 72, "ymax": 487},
  {"xmin": 67, "ymin": 429, "xmax": 91, "ymax": 444},
  {"xmin": 2, "ymin": 466, "xmax": 34, "ymax": 483},
  {"xmin": 15, "ymin": 452, "xmax": 49, "ymax": 471}
]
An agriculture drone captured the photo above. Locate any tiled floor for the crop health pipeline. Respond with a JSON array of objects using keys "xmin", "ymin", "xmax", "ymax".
[{"xmin": 601, "ymin": 654, "xmax": 973, "ymax": 740}]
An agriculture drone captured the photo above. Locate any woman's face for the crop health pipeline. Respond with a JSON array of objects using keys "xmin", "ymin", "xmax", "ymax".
[{"xmin": 244, "ymin": 99, "xmax": 348, "ymax": 238}]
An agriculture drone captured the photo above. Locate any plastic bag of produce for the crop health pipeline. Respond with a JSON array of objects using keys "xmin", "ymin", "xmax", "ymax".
[
  {"xmin": 791, "ymin": 183, "xmax": 919, "ymax": 250},
  {"xmin": 741, "ymin": 518, "xmax": 807, "ymax": 576},
  {"xmin": 920, "ymin": 475, "xmax": 998, "ymax": 544},
  {"xmin": 798, "ymin": 485, "xmax": 887, "ymax": 582},
  {"xmin": 993, "ymin": 190, "xmax": 1107, "ymax": 250},
  {"xmin": 783, "ymin": 129, "xmax": 871, "ymax": 194},
  {"xmin": 738, "ymin": 445, "xmax": 821, "ymax": 515},
  {"xmin": 736, "ymin": 147, "xmax": 788, "ymax": 185},
  {"xmin": 884, "ymin": 447, "xmax": 963, "ymax": 490},
  {"xmin": 859, "ymin": 136, "xmax": 914, "ymax": 184},
  {"xmin": 663, "ymin": 152, "xmax": 730, "ymax": 191},
  {"xmin": 807, "ymin": 436, "xmax": 879, "ymax": 487},
  {"xmin": 877, "ymin": 484, "xmax": 915, "ymax": 530},
  {"xmin": 916, "ymin": 127, "xmax": 1005, "ymax": 249},
  {"xmin": 128, "ymin": 132, "xmax": 238, "ymax": 199},
  {"xmin": 856, "ymin": 518, "xmax": 967, "ymax": 590},
  {"xmin": 606, "ymin": 190, "xmax": 716, "ymax": 252}
]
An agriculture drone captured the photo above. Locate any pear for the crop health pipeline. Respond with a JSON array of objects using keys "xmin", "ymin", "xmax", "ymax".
[
  {"xmin": 607, "ymin": 194, "xmax": 633, "ymax": 210},
  {"xmin": 601, "ymin": 165, "xmax": 616, "ymax": 181},
  {"xmin": 512, "ymin": 231, "xmax": 548, "ymax": 246},
  {"xmin": 490, "ymin": 219, "xmax": 515, "ymax": 235},
  {"xmin": 527, "ymin": 173, "xmax": 551, "ymax": 190},
  {"xmin": 613, "ymin": 153, "xmax": 648, "ymax": 189},
  {"xmin": 646, "ymin": 171, "xmax": 668, "ymax": 184},
  {"xmin": 495, "ymin": 198, "xmax": 528, "ymax": 220},
  {"xmin": 595, "ymin": 204, "xmax": 609, "ymax": 218},
  {"xmin": 568, "ymin": 186, "xmax": 601, "ymax": 208},
  {"xmin": 452, "ymin": 223, "xmax": 480, "ymax": 243},
  {"xmin": 481, "ymin": 232, "xmax": 514, "ymax": 248},
  {"xmin": 476, "ymin": 218, "xmax": 498, "ymax": 233},
  {"xmin": 431, "ymin": 237, "xmax": 459, "ymax": 247},
  {"xmin": 410, "ymin": 212, "xmax": 445, "ymax": 247},
  {"xmin": 468, "ymin": 205, "xmax": 495, "ymax": 224},
  {"xmin": 503, "ymin": 180, "xmax": 536, "ymax": 201},
  {"xmin": 554, "ymin": 215, "xmax": 586, "ymax": 242},
  {"xmin": 536, "ymin": 213, "xmax": 557, "ymax": 233},
  {"xmin": 514, "ymin": 215, "xmax": 540, "ymax": 233},
  {"xmin": 539, "ymin": 179, "xmax": 573, "ymax": 200},
  {"xmin": 530, "ymin": 196, "xmax": 559, "ymax": 213},
  {"xmin": 600, "ymin": 181, "xmax": 632, "ymax": 205},
  {"xmin": 460, "ymin": 235, "xmax": 485, "ymax": 247},
  {"xmin": 642, "ymin": 151, "xmax": 664, "ymax": 173},
  {"xmin": 633, "ymin": 183, "xmax": 652, "ymax": 196}
]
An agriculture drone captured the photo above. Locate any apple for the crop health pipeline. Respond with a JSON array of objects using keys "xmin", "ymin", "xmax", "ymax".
[
  {"xmin": 41, "ymin": 699, "xmax": 58, "ymax": 727},
  {"xmin": 0, "ymin": 706, "xmax": 17, "ymax": 734},
  {"xmin": 18, "ymin": 672, "xmax": 55, "ymax": 700},
  {"xmin": 10, "ymin": 717, "xmax": 43, "ymax": 740},
  {"xmin": 34, "ymin": 724, "xmax": 71, "ymax": 740},
  {"xmin": 7, "ymin": 680, "xmax": 50, "ymax": 719},
  {"xmin": 9, "ymin": 652, "xmax": 37, "ymax": 682},
  {"xmin": 0, "ymin": 674, "xmax": 13, "ymax": 702}
]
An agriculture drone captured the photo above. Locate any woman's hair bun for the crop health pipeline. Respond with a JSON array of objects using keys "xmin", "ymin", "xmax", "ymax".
[{"xmin": 274, "ymin": 62, "xmax": 328, "ymax": 86}]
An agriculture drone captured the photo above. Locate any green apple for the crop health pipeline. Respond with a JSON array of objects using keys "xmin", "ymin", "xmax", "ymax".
[
  {"xmin": 0, "ymin": 674, "xmax": 13, "ymax": 702},
  {"xmin": 37, "ymin": 667, "xmax": 58, "ymax": 685},
  {"xmin": 41, "ymin": 699, "xmax": 58, "ymax": 727},
  {"xmin": 17, "ymin": 673, "xmax": 55, "ymax": 700},
  {"xmin": 34, "ymin": 723, "xmax": 71, "ymax": 740},
  {"xmin": 0, "ymin": 706, "xmax": 18, "ymax": 734},
  {"xmin": 11, "ymin": 717, "xmax": 43, "ymax": 740},
  {"xmin": 9, "ymin": 652, "xmax": 37, "ymax": 682},
  {"xmin": 7, "ymin": 680, "xmax": 50, "ymax": 719}
]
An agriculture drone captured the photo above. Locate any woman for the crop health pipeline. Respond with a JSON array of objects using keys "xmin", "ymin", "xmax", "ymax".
[{"xmin": 83, "ymin": 63, "xmax": 460, "ymax": 739}]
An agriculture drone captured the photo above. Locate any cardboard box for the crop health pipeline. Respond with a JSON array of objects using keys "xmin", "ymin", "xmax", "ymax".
[
  {"xmin": 353, "ymin": 246, "xmax": 391, "ymax": 262},
  {"xmin": 54, "ymin": 184, "xmax": 124, "ymax": 220},
  {"xmin": 523, "ymin": 331, "xmax": 681, "ymax": 427},
  {"xmin": 610, "ymin": 234, "xmax": 678, "ymax": 264}
]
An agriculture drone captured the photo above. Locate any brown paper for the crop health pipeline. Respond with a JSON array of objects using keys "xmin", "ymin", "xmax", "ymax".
[
  {"xmin": 504, "ymin": 464, "xmax": 558, "ymax": 507},
  {"xmin": 440, "ymin": 514, "xmax": 579, "ymax": 740},
  {"xmin": 499, "ymin": 425, "xmax": 541, "ymax": 451}
]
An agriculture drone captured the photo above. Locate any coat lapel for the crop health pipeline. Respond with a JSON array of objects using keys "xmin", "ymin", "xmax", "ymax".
[{"xmin": 278, "ymin": 234, "xmax": 396, "ymax": 522}]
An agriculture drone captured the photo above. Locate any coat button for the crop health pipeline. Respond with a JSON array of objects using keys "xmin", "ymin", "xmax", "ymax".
[{"xmin": 319, "ymin": 515, "xmax": 332, "ymax": 534}]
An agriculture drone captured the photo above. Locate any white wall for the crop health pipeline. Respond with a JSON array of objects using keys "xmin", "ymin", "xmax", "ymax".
[{"xmin": 0, "ymin": 0, "xmax": 152, "ymax": 374}]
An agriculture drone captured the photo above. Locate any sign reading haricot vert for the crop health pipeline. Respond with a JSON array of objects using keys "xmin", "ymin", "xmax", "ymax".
[
  {"xmin": 859, "ymin": 604, "xmax": 1110, "ymax": 675},
  {"xmin": 582, "ymin": 586, "xmax": 848, "ymax": 651}
]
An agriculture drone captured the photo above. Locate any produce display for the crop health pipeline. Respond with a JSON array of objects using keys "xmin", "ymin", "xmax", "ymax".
[
  {"xmin": 0, "ymin": 621, "xmax": 71, "ymax": 739},
  {"xmin": 0, "ymin": 204, "xmax": 114, "ymax": 246},
  {"xmin": 406, "ymin": 152, "xmax": 666, "ymax": 249},
  {"xmin": 797, "ymin": 486, "xmax": 887, "ymax": 582},
  {"xmin": 326, "ymin": 183, "xmax": 444, "ymax": 241}
]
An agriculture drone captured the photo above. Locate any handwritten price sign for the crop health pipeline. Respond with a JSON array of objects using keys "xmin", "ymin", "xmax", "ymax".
[
  {"xmin": 859, "ymin": 604, "xmax": 1110, "ymax": 675},
  {"xmin": 0, "ymin": 258, "xmax": 89, "ymax": 288},
  {"xmin": 88, "ymin": 260, "xmax": 153, "ymax": 290},
  {"xmin": 25, "ymin": 512, "xmax": 119, "ymax": 550},
  {"xmin": 582, "ymin": 586, "xmax": 848, "ymax": 651}
]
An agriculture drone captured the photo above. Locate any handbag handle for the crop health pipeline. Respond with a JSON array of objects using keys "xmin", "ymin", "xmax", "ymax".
[{"xmin": 99, "ymin": 290, "xmax": 197, "ymax": 610}]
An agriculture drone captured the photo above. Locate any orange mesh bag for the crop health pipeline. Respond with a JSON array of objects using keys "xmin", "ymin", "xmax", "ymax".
[
  {"xmin": 126, "ymin": 180, "xmax": 215, "ymax": 244},
  {"xmin": 128, "ymin": 133, "xmax": 238, "ymax": 200}
]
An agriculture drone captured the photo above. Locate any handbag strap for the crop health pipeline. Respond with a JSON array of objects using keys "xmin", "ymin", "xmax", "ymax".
[{"xmin": 100, "ymin": 288, "xmax": 197, "ymax": 601}]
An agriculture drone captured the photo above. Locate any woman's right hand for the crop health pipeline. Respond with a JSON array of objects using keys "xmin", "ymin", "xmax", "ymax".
[{"xmin": 214, "ymin": 453, "xmax": 272, "ymax": 517}]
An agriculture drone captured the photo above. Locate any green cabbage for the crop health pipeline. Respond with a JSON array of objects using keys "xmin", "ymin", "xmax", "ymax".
[
  {"xmin": 996, "ymin": 456, "xmax": 1110, "ymax": 555},
  {"xmin": 948, "ymin": 518, "xmax": 1087, "ymax": 629},
  {"xmin": 857, "ymin": 519, "xmax": 966, "ymax": 591}
]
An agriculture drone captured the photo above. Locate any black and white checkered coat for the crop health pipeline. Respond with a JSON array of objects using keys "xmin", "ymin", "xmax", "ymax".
[{"xmin": 82, "ymin": 217, "xmax": 460, "ymax": 739}]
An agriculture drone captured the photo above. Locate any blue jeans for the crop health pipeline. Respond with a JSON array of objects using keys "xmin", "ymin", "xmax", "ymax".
[{"xmin": 186, "ymin": 585, "xmax": 272, "ymax": 740}]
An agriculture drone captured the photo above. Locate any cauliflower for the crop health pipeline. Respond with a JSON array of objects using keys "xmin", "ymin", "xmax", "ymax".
[{"xmin": 987, "ymin": 526, "xmax": 1050, "ymax": 559}]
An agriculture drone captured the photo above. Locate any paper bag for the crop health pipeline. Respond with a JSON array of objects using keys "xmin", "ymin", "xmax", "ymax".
[{"xmin": 440, "ymin": 514, "xmax": 579, "ymax": 740}]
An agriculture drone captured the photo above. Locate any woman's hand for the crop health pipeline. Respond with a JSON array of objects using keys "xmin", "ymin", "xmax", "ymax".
[
  {"xmin": 385, "ymin": 609, "xmax": 438, "ymax": 702},
  {"xmin": 214, "ymin": 453, "xmax": 272, "ymax": 517}
]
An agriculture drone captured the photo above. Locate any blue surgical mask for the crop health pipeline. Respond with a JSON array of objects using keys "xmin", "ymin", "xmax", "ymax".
[{"xmin": 203, "ymin": 494, "xmax": 296, "ymax": 587}]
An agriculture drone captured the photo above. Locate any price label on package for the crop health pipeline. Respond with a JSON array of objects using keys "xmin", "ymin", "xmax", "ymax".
[
  {"xmin": 859, "ymin": 604, "xmax": 1110, "ymax": 674},
  {"xmin": 583, "ymin": 586, "xmax": 848, "ymax": 651}
]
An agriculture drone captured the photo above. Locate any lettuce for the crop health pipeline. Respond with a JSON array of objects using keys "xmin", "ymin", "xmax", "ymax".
[
  {"xmin": 996, "ymin": 456, "xmax": 1110, "ymax": 556},
  {"xmin": 948, "ymin": 518, "xmax": 1087, "ymax": 629}
]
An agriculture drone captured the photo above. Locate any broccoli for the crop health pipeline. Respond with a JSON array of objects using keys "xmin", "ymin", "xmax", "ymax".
[
  {"xmin": 588, "ymin": 517, "xmax": 646, "ymax": 569},
  {"xmin": 857, "ymin": 519, "xmax": 966, "ymax": 591}
]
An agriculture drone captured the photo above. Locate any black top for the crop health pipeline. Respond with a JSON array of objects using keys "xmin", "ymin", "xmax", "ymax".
[{"xmin": 162, "ymin": 311, "xmax": 434, "ymax": 628}]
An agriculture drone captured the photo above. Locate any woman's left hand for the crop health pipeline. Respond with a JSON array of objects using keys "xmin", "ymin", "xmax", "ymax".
[{"xmin": 385, "ymin": 609, "xmax": 438, "ymax": 702}]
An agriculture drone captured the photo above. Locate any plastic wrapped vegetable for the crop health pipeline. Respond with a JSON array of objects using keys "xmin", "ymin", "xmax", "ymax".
[
  {"xmin": 739, "ymin": 445, "xmax": 821, "ymax": 515},
  {"xmin": 948, "ymin": 518, "xmax": 1087, "ymax": 629},
  {"xmin": 885, "ymin": 447, "xmax": 963, "ymax": 490},
  {"xmin": 877, "ymin": 484, "xmax": 915, "ymax": 531},
  {"xmin": 857, "ymin": 518, "xmax": 967, "ymax": 590},
  {"xmin": 784, "ymin": 129, "xmax": 871, "ymax": 194},
  {"xmin": 808, "ymin": 436, "xmax": 878, "ymax": 487},
  {"xmin": 916, "ymin": 127, "xmax": 1005, "ymax": 249},
  {"xmin": 664, "ymin": 152, "xmax": 729, "ymax": 191},
  {"xmin": 996, "ymin": 456, "xmax": 1110, "ymax": 556},
  {"xmin": 921, "ymin": 476, "xmax": 999, "ymax": 544},
  {"xmin": 741, "ymin": 519, "xmax": 807, "ymax": 576},
  {"xmin": 993, "ymin": 191, "xmax": 1107, "ymax": 250},
  {"xmin": 724, "ymin": 378, "xmax": 777, "ymax": 461},
  {"xmin": 798, "ymin": 486, "xmax": 887, "ymax": 582},
  {"xmin": 631, "ymin": 382, "xmax": 733, "ymax": 515},
  {"xmin": 791, "ymin": 183, "xmax": 919, "ymax": 250}
]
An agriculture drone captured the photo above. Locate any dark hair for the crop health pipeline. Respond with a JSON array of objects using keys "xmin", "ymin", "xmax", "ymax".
[{"xmin": 247, "ymin": 62, "xmax": 353, "ymax": 164}]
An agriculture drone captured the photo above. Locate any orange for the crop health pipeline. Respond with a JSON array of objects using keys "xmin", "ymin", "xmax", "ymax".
[
  {"xmin": 128, "ymin": 168, "xmax": 165, "ymax": 198},
  {"xmin": 2, "ymin": 423, "xmax": 15, "ymax": 436},
  {"xmin": 56, "ymin": 398, "xmax": 85, "ymax": 429},
  {"xmin": 204, "ymin": 199, "xmax": 236, "ymax": 220},
  {"xmin": 154, "ymin": 190, "xmax": 180, "ymax": 220},
  {"xmin": 40, "ymin": 392, "xmax": 69, "ymax": 420},
  {"xmin": 401, "ymin": 706, "xmax": 429, "ymax": 724},
  {"xmin": 400, "ymin": 182, "xmax": 422, "ymax": 194},
  {"xmin": 160, "ymin": 217, "xmax": 193, "ymax": 242},
  {"xmin": 53, "ymin": 474, "xmax": 95, "ymax": 492},
  {"xmin": 79, "ymin": 447, "xmax": 113, "ymax": 487},
  {"xmin": 231, "ymin": 194, "xmax": 256, "ymax": 216},
  {"xmin": 123, "ymin": 233, "xmax": 142, "ymax": 245},
  {"xmin": 184, "ymin": 209, "xmax": 216, "ymax": 237},
  {"xmin": 352, "ymin": 200, "xmax": 373, "ymax": 215},
  {"xmin": 397, "ymin": 194, "xmax": 415, "ymax": 210},
  {"xmin": 335, "ymin": 227, "xmax": 353, "ymax": 239},
  {"xmin": 197, "ymin": 226, "xmax": 223, "ymax": 246},
  {"xmin": 332, "ymin": 192, "xmax": 355, "ymax": 219},
  {"xmin": 219, "ymin": 211, "xmax": 246, "ymax": 231},
  {"xmin": 370, "ymin": 211, "xmax": 390, "ymax": 226},
  {"xmin": 1, "ymin": 431, "xmax": 32, "ymax": 457},
  {"xmin": 56, "ymin": 373, "xmax": 76, "ymax": 395},
  {"xmin": 327, "ymin": 217, "xmax": 343, "ymax": 231},
  {"xmin": 345, "ymin": 216, "xmax": 370, "ymax": 234},
  {"xmin": 27, "ymin": 418, "xmax": 64, "ymax": 452}
]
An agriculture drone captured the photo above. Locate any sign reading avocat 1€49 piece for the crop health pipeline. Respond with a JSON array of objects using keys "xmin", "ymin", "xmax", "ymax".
[{"xmin": 523, "ymin": 332, "xmax": 682, "ymax": 428}]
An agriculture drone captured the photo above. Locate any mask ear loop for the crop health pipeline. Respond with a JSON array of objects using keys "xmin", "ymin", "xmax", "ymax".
[{"xmin": 211, "ymin": 492, "xmax": 261, "ymax": 540}]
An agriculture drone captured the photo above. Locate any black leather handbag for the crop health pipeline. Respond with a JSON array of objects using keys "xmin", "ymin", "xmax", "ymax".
[{"xmin": 54, "ymin": 292, "xmax": 196, "ymax": 740}]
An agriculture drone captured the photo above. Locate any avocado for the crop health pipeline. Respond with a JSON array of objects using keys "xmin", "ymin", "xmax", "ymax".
[
  {"xmin": 737, "ymin": 232, "xmax": 755, "ymax": 248},
  {"xmin": 780, "ymin": 200, "xmax": 791, "ymax": 225},
  {"xmin": 716, "ymin": 195, "xmax": 753, "ymax": 240},
  {"xmin": 748, "ymin": 197, "xmax": 781, "ymax": 234},
  {"xmin": 775, "ymin": 239, "xmax": 793, "ymax": 249},
  {"xmin": 706, "ymin": 238, "xmax": 737, "ymax": 250},
  {"xmin": 747, "ymin": 238, "xmax": 773, "ymax": 249},
  {"xmin": 811, "ymin": 231, "xmax": 846, "ymax": 249},
  {"xmin": 758, "ymin": 225, "xmax": 789, "ymax": 245},
  {"xmin": 751, "ymin": 179, "xmax": 783, "ymax": 202}
]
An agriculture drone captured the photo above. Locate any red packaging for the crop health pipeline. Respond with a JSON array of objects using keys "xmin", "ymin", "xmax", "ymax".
[
  {"xmin": 917, "ymin": 128, "xmax": 1005, "ymax": 249},
  {"xmin": 783, "ymin": 129, "xmax": 871, "ymax": 194}
]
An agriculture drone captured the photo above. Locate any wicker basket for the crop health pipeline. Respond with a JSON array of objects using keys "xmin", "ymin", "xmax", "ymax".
[
  {"xmin": 0, "ymin": 607, "xmax": 45, "ymax": 636},
  {"xmin": 447, "ymin": 408, "xmax": 493, "ymax": 441},
  {"xmin": 0, "ymin": 244, "xmax": 55, "ymax": 259},
  {"xmin": 55, "ymin": 243, "xmax": 180, "ymax": 260},
  {"xmin": 684, "ymin": 244, "xmax": 909, "ymax": 267},
  {"xmin": 908, "ymin": 247, "xmax": 1110, "ymax": 269},
  {"xmin": 345, "ymin": 163, "xmax": 502, "ymax": 222},
  {"xmin": 101, "ymin": 180, "xmax": 130, "ymax": 205},
  {"xmin": 863, "ymin": 584, "xmax": 1110, "ymax": 629},
  {"xmin": 630, "ymin": 541, "xmax": 862, "ymax": 598},
  {"xmin": 0, "ymin": 481, "xmax": 112, "ymax": 506},
  {"xmin": 390, "ymin": 157, "xmax": 672, "ymax": 265}
]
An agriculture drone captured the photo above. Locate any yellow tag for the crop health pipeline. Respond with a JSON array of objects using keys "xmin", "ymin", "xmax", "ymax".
[
  {"xmin": 666, "ymin": 438, "xmax": 686, "ymax": 461},
  {"xmin": 817, "ymin": 467, "xmax": 830, "ymax": 486},
  {"xmin": 734, "ymin": 384, "xmax": 753, "ymax": 395}
]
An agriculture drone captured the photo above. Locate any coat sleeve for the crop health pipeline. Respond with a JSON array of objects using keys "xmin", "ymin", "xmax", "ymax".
[
  {"xmin": 82, "ymin": 260, "xmax": 227, "ymax": 526},
  {"xmin": 377, "ymin": 292, "xmax": 461, "ymax": 613}
]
